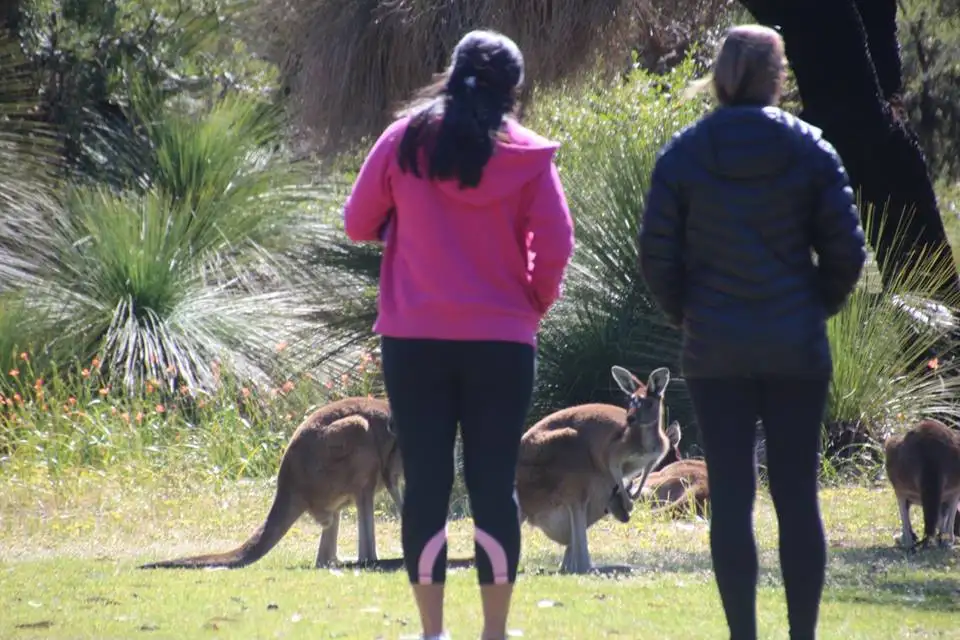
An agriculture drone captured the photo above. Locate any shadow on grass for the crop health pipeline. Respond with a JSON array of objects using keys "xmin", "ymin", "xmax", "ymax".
[
  {"xmin": 818, "ymin": 544, "xmax": 960, "ymax": 613},
  {"xmin": 317, "ymin": 553, "xmax": 715, "ymax": 579}
]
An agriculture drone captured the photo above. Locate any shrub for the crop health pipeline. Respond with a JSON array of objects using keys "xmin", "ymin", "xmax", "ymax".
[
  {"xmin": 897, "ymin": 0, "xmax": 960, "ymax": 182},
  {"xmin": 524, "ymin": 56, "xmax": 710, "ymax": 435},
  {"xmin": 822, "ymin": 204, "xmax": 960, "ymax": 473},
  {"xmin": 1, "ymin": 76, "xmax": 329, "ymax": 396}
]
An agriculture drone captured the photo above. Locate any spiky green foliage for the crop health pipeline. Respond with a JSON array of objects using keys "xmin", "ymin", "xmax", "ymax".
[
  {"xmin": 525, "ymin": 58, "xmax": 709, "ymax": 428},
  {"xmin": 826, "ymin": 205, "xmax": 960, "ymax": 442},
  {"xmin": 1, "ymin": 76, "xmax": 332, "ymax": 394}
]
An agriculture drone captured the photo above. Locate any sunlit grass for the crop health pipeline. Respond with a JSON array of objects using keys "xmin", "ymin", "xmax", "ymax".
[{"xmin": 1, "ymin": 473, "xmax": 958, "ymax": 639}]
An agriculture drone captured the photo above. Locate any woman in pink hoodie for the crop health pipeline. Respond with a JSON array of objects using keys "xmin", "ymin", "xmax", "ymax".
[{"xmin": 344, "ymin": 29, "xmax": 575, "ymax": 640}]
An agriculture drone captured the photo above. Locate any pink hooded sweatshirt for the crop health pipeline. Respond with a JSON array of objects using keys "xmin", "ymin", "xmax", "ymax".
[{"xmin": 343, "ymin": 116, "xmax": 575, "ymax": 347}]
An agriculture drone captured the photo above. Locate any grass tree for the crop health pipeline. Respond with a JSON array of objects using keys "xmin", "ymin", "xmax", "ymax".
[{"xmin": 1, "ymin": 57, "xmax": 330, "ymax": 396}]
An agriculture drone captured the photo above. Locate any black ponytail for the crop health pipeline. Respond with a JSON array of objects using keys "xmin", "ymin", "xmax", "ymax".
[{"xmin": 397, "ymin": 30, "xmax": 524, "ymax": 189}]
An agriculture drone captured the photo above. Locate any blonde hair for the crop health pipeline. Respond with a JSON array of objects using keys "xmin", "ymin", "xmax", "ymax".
[{"xmin": 685, "ymin": 24, "xmax": 786, "ymax": 106}]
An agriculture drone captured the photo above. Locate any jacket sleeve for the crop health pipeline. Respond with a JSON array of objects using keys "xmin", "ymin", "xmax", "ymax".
[
  {"xmin": 343, "ymin": 122, "xmax": 403, "ymax": 243},
  {"xmin": 810, "ymin": 138, "xmax": 867, "ymax": 317},
  {"xmin": 639, "ymin": 149, "xmax": 686, "ymax": 329},
  {"xmin": 526, "ymin": 162, "xmax": 575, "ymax": 315}
]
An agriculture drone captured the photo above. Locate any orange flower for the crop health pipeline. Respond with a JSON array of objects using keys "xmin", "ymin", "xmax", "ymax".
[
  {"xmin": 81, "ymin": 368, "xmax": 90, "ymax": 378},
  {"xmin": 121, "ymin": 412, "xmax": 130, "ymax": 423},
  {"xmin": 241, "ymin": 387, "xmax": 251, "ymax": 398},
  {"xmin": 91, "ymin": 356, "xmax": 101, "ymax": 368},
  {"xmin": 324, "ymin": 380, "xmax": 333, "ymax": 390},
  {"xmin": 281, "ymin": 380, "xmax": 295, "ymax": 394},
  {"xmin": 13, "ymin": 393, "xmax": 22, "ymax": 404},
  {"xmin": 928, "ymin": 358, "xmax": 940, "ymax": 370},
  {"xmin": 99, "ymin": 387, "xmax": 110, "ymax": 396},
  {"xmin": 135, "ymin": 412, "xmax": 144, "ymax": 423},
  {"xmin": 68, "ymin": 396, "xmax": 76, "ymax": 406},
  {"xmin": 8, "ymin": 368, "xmax": 19, "ymax": 378},
  {"xmin": 179, "ymin": 385, "xmax": 190, "ymax": 396},
  {"xmin": 155, "ymin": 404, "xmax": 165, "ymax": 414},
  {"xmin": 145, "ymin": 382, "xmax": 155, "ymax": 394},
  {"xmin": 275, "ymin": 341, "xmax": 289, "ymax": 353},
  {"xmin": 33, "ymin": 378, "xmax": 43, "ymax": 390},
  {"xmin": 19, "ymin": 352, "xmax": 28, "ymax": 362},
  {"xmin": 110, "ymin": 406, "xmax": 117, "ymax": 415}
]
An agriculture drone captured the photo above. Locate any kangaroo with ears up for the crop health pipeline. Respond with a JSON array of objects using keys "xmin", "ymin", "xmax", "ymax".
[
  {"xmin": 884, "ymin": 418, "xmax": 960, "ymax": 549},
  {"xmin": 515, "ymin": 365, "xmax": 673, "ymax": 574},
  {"xmin": 140, "ymin": 397, "xmax": 403, "ymax": 570}
]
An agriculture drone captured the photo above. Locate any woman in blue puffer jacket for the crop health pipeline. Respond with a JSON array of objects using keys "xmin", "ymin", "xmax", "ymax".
[{"xmin": 639, "ymin": 24, "xmax": 868, "ymax": 640}]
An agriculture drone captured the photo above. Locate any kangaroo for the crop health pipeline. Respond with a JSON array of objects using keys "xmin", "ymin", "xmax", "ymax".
[
  {"xmin": 515, "ymin": 365, "xmax": 673, "ymax": 574},
  {"xmin": 884, "ymin": 418, "xmax": 960, "ymax": 549},
  {"xmin": 140, "ymin": 397, "xmax": 403, "ymax": 569},
  {"xmin": 630, "ymin": 421, "xmax": 710, "ymax": 518}
]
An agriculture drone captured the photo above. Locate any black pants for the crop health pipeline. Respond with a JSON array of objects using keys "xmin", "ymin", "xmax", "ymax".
[
  {"xmin": 381, "ymin": 336, "xmax": 535, "ymax": 586},
  {"xmin": 686, "ymin": 377, "xmax": 829, "ymax": 640}
]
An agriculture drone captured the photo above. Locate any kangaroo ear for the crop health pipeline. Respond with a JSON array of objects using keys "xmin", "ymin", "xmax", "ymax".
[
  {"xmin": 666, "ymin": 421, "xmax": 682, "ymax": 447},
  {"xmin": 647, "ymin": 367, "xmax": 671, "ymax": 398},
  {"xmin": 611, "ymin": 365, "xmax": 643, "ymax": 397}
]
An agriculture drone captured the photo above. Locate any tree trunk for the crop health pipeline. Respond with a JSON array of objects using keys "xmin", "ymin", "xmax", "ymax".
[
  {"xmin": 739, "ymin": 0, "xmax": 960, "ymax": 299},
  {"xmin": 0, "ymin": 0, "xmax": 20, "ymax": 30}
]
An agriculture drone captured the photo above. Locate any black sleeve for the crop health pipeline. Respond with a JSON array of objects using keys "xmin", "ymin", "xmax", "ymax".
[
  {"xmin": 639, "ymin": 148, "xmax": 686, "ymax": 328},
  {"xmin": 809, "ymin": 138, "xmax": 867, "ymax": 317}
]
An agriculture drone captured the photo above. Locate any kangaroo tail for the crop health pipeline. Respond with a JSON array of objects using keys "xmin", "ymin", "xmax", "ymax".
[
  {"xmin": 919, "ymin": 452, "xmax": 942, "ymax": 544},
  {"xmin": 140, "ymin": 472, "xmax": 305, "ymax": 570}
]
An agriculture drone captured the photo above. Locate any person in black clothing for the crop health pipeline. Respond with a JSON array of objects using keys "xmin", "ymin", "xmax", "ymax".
[{"xmin": 638, "ymin": 24, "xmax": 868, "ymax": 640}]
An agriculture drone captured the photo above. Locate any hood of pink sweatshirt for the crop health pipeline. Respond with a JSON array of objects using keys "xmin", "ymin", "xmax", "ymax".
[
  {"xmin": 343, "ymin": 114, "xmax": 576, "ymax": 346},
  {"xmin": 430, "ymin": 118, "xmax": 562, "ymax": 203}
]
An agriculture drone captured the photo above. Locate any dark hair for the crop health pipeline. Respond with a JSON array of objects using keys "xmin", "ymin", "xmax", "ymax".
[{"xmin": 396, "ymin": 30, "xmax": 525, "ymax": 189}]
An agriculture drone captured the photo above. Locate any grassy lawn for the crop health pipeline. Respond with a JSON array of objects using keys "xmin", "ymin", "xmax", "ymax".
[{"xmin": 1, "ymin": 472, "xmax": 958, "ymax": 639}]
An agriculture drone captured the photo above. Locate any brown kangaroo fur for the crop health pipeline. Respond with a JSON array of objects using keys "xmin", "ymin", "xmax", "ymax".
[
  {"xmin": 630, "ymin": 421, "xmax": 710, "ymax": 519},
  {"xmin": 515, "ymin": 365, "xmax": 673, "ymax": 574},
  {"xmin": 140, "ymin": 397, "xmax": 403, "ymax": 569},
  {"xmin": 884, "ymin": 418, "xmax": 960, "ymax": 549}
]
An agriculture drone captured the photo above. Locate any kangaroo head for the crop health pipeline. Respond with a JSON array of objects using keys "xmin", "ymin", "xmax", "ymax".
[
  {"xmin": 666, "ymin": 420, "xmax": 682, "ymax": 449},
  {"xmin": 611, "ymin": 365, "xmax": 671, "ymax": 429}
]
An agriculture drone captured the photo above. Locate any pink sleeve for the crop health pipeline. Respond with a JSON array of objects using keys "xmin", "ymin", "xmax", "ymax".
[
  {"xmin": 343, "ymin": 121, "xmax": 404, "ymax": 243},
  {"xmin": 526, "ymin": 162, "xmax": 575, "ymax": 314}
]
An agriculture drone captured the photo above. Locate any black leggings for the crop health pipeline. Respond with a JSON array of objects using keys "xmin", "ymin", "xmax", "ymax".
[
  {"xmin": 381, "ymin": 336, "xmax": 535, "ymax": 586},
  {"xmin": 686, "ymin": 377, "xmax": 829, "ymax": 640}
]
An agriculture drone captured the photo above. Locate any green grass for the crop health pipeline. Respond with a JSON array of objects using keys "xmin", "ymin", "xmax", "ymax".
[{"xmin": 1, "ymin": 472, "xmax": 958, "ymax": 639}]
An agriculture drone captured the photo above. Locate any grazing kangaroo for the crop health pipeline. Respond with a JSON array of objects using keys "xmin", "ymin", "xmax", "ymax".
[
  {"xmin": 140, "ymin": 397, "xmax": 403, "ymax": 569},
  {"xmin": 630, "ymin": 421, "xmax": 710, "ymax": 518},
  {"xmin": 515, "ymin": 365, "xmax": 673, "ymax": 574},
  {"xmin": 884, "ymin": 418, "xmax": 960, "ymax": 549}
]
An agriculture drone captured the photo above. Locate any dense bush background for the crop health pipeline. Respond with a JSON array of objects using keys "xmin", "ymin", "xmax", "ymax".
[{"xmin": 2, "ymin": 0, "xmax": 960, "ymax": 499}]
